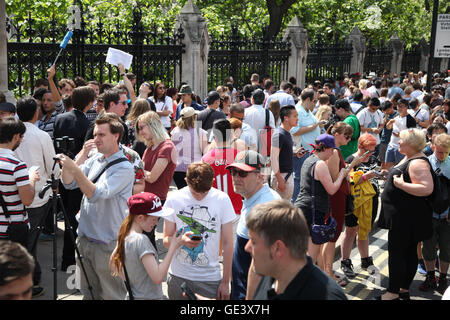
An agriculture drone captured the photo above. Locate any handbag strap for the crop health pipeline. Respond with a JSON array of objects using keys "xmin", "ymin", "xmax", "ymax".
[
  {"xmin": 311, "ymin": 162, "xmax": 332, "ymax": 225},
  {"xmin": 91, "ymin": 157, "xmax": 129, "ymax": 184},
  {"xmin": 123, "ymin": 264, "xmax": 135, "ymax": 300},
  {"xmin": 0, "ymin": 192, "xmax": 10, "ymax": 220}
]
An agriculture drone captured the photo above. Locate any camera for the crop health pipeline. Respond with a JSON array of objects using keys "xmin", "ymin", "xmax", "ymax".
[{"xmin": 54, "ymin": 136, "xmax": 75, "ymax": 158}]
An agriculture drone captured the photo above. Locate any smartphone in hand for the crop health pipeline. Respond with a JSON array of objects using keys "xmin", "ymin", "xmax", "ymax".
[{"xmin": 181, "ymin": 282, "xmax": 197, "ymax": 300}]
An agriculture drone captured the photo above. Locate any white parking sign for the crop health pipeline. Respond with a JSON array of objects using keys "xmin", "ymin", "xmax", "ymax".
[{"xmin": 435, "ymin": 14, "xmax": 450, "ymax": 58}]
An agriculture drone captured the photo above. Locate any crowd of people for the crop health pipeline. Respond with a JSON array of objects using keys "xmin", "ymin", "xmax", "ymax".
[{"xmin": 0, "ymin": 65, "xmax": 449, "ymax": 301}]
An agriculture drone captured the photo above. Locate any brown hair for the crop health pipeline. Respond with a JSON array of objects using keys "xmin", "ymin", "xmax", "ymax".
[
  {"xmin": 58, "ymin": 78, "xmax": 76, "ymax": 90},
  {"xmin": 126, "ymin": 99, "xmax": 151, "ymax": 124},
  {"xmin": 246, "ymin": 200, "xmax": 309, "ymax": 259},
  {"xmin": 229, "ymin": 117, "xmax": 242, "ymax": 130},
  {"xmin": 186, "ymin": 162, "xmax": 214, "ymax": 193},
  {"xmin": 95, "ymin": 112, "xmax": 124, "ymax": 144},
  {"xmin": 327, "ymin": 121, "xmax": 353, "ymax": 137},
  {"xmin": 268, "ymin": 99, "xmax": 280, "ymax": 124}
]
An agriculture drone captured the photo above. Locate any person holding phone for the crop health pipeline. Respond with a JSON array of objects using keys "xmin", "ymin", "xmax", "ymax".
[
  {"xmin": 162, "ymin": 162, "xmax": 235, "ymax": 300},
  {"xmin": 110, "ymin": 192, "xmax": 185, "ymax": 300}
]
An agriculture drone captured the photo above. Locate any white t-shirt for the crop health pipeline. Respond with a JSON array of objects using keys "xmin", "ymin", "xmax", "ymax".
[
  {"xmin": 389, "ymin": 115, "xmax": 408, "ymax": 148},
  {"xmin": 150, "ymin": 96, "xmax": 173, "ymax": 128},
  {"xmin": 163, "ymin": 187, "xmax": 236, "ymax": 282},
  {"xmin": 357, "ymin": 108, "xmax": 384, "ymax": 144},
  {"xmin": 407, "ymin": 108, "xmax": 429, "ymax": 126}
]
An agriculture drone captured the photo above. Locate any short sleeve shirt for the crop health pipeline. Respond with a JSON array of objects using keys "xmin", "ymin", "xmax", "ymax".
[{"xmin": 271, "ymin": 127, "xmax": 293, "ymax": 173}]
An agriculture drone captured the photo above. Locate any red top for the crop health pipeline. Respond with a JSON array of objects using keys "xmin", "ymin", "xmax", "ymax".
[
  {"xmin": 202, "ymin": 147, "xmax": 242, "ymax": 215},
  {"xmin": 143, "ymin": 139, "xmax": 176, "ymax": 201}
]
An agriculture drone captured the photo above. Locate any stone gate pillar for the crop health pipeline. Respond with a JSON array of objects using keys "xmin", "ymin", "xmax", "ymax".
[
  {"xmin": 346, "ymin": 27, "xmax": 366, "ymax": 76},
  {"xmin": 283, "ymin": 16, "xmax": 308, "ymax": 89}
]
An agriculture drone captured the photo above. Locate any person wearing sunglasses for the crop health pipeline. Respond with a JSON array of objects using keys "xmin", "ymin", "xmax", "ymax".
[{"xmin": 226, "ymin": 150, "xmax": 281, "ymax": 300}]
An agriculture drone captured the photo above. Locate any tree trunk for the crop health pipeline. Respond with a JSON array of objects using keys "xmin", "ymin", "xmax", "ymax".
[{"xmin": 265, "ymin": 0, "xmax": 297, "ymax": 39}]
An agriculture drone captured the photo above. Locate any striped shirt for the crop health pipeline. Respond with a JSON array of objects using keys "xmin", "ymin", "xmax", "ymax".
[
  {"xmin": 0, "ymin": 149, "xmax": 30, "ymax": 238},
  {"xmin": 36, "ymin": 100, "xmax": 65, "ymax": 139}
]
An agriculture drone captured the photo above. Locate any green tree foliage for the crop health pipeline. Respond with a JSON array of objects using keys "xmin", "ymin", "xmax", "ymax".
[{"xmin": 6, "ymin": 0, "xmax": 450, "ymax": 45}]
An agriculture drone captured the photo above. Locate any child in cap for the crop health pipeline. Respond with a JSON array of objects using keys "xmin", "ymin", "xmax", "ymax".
[{"xmin": 110, "ymin": 192, "xmax": 189, "ymax": 300}]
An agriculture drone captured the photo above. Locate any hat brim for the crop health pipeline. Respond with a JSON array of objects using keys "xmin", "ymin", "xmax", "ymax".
[
  {"xmin": 225, "ymin": 163, "xmax": 257, "ymax": 172},
  {"xmin": 147, "ymin": 207, "xmax": 174, "ymax": 218}
]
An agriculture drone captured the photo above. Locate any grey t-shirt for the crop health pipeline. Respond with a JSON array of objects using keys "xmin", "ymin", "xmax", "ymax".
[{"xmin": 124, "ymin": 232, "xmax": 164, "ymax": 300}]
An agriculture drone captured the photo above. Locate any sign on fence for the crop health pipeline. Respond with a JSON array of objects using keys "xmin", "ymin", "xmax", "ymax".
[{"xmin": 434, "ymin": 14, "xmax": 450, "ymax": 58}]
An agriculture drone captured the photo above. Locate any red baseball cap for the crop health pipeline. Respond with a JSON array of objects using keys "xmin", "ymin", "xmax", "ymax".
[
  {"xmin": 226, "ymin": 150, "xmax": 265, "ymax": 172},
  {"xmin": 127, "ymin": 192, "xmax": 173, "ymax": 217}
]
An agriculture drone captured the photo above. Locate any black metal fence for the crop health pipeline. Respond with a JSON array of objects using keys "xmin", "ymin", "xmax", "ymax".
[
  {"xmin": 401, "ymin": 44, "xmax": 421, "ymax": 73},
  {"xmin": 364, "ymin": 41, "xmax": 393, "ymax": 75},
  {"xmin": 6, "ymin": 6, "xmax": 184, "ymax": 97},
  {"xmin": 207, "ymin": 26, "xmax": 291, "ymax": 91},
  {"xmin": 305, "ymin": 35, "xmax": 352, "ymax": 84}
]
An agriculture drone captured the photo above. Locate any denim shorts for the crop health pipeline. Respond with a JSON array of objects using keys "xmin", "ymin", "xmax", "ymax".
[{"xmin": 385, "ymin": 145, "xmax": 405, "ymax": 164}]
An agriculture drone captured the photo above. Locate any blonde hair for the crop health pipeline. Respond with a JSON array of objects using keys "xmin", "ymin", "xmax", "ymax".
[
  {"xmin": 433, "ymin": 133, "xmax": 450, "ymax": 150},
  {"xmin": 315, "ymin": 105, "xmax": 332, "ymax": 122},
  {"xmin": 126, "ymin": 99, "xmax": 151, "ymax": 124},
  {"xmin": 399, "ymin": 128, "xmax": 427, "ymax": 152},
  {"xmin": 136, "ymin": 111, "xmax": 169, "ymax": 146},
  {"xmin": 358, "ymin": 79, "xmax": 367, "ymax": 90},
  {"xmin": 176, "ymin": 113, "xmax": 197, "ymax": 130}
]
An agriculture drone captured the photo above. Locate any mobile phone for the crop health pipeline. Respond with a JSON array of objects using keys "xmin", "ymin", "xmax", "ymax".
[
  {"xmin": 181, "ymin": 282, "xmax": 197, "ymax": 300},
  {"xmin": 362, "ymin": 150, "xmax": 370, "ymax": 157},
  {"xmin": 373, "ymin": 170, "xmax": 386, "ymax": 178},
  {"xmin": 29, "ymin": 166, "xmax": 40, "ymax": 173},
  {"xmin": 190, "ymin": 235, "xmax": 202, "ymax": 241}
]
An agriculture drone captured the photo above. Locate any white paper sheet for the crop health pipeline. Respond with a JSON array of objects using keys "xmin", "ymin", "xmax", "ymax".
[{"xmin": 105, "ymin": 47, "xmax": 133, "ymax": 70}]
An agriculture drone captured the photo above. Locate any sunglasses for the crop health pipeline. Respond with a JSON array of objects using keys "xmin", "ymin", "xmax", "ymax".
[
  {"xmin": 119, "ymin": 101, "xmax": 127, "ymax": 105},
  {"xmin": 228, "ymin": 168, "xmax": 256, "ymax": 178}
]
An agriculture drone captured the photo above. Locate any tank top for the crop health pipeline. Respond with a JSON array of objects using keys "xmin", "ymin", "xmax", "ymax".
[
  {"xmin": 294, "ymin": 154, "xmax": 330, "ymax": 215},
  {"xmin": 380, "ymin": 156, "xmax": 433, "ymax": 242}
]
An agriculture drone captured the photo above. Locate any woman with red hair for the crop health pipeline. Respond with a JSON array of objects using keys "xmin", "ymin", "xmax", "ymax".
[{"xmin": 339, "ymin": 133, "xmax": 379, "ymax": 280}]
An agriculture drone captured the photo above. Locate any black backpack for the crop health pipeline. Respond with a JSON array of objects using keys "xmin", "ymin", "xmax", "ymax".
[{"xmin": 429, "ymin": 167, "xmax": 450, "ymax": 214}]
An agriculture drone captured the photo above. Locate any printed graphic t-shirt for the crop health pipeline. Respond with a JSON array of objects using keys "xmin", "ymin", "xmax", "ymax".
[{"xmin": 163, "ymin": 187, "xmax": 236, "ymax": 282}]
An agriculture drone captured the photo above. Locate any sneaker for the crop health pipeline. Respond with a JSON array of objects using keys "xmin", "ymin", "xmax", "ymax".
[
  {"xmin": 417, "ymin": 261, "xmax": 427, "ymax": 275},
  {"xmin": 39, "ymin": 233, "xmax": 54, "ymax": 241},
  {"xmin": 340, "ymin": 259, "xmax": 356, "ymax": 279},
  {"xmin": 419, "ymin": 275, "xmax": 437, "ymax": 292},
  {"xmin": 437, "ymin": 277, "xmax": 448, "ymax": 295},
  {"xmin": 361, "ymin": 256, "xmax": 378, "ymax": 275},
  {"xmin": 56, "ymin": 211, "xmax": 64, "ymax": 221},
  {"xmin": 32, "ymin": 286, "xmax": 45, "ymax": 298}
]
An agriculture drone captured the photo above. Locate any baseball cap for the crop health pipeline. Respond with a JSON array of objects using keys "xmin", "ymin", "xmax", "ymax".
[
  {"xmin": 0, "ymin": 102, "xmax": 16, "ymax": 113},
  {"xmin": 226, "ymin": 150, "xmax": 265, "ymax": 172},
  {"xmin": 315, "ymin": 134, "xmax": 337, "ymax": 149},
  {"xmin": 127, "ymin": 192, "xmax": 173, "ymax": 217},
  {"xmin": 180, "ymin": 106, "xmax": 196, "ymax": 118}
]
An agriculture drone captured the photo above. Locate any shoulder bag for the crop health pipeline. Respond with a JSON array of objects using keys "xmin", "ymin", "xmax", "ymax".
[
  {"xmin": 310, "ymin": 163, "xmax": 338, "ymax": 245},
  {"xmin": 0, "ymin": 192, "xmax": 29, "ymax": 248}
]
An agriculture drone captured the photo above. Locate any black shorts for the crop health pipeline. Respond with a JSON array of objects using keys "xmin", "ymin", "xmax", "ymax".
[{"xmin": 345, "ymin": 213, "xmax": 358, "ymax": 227}]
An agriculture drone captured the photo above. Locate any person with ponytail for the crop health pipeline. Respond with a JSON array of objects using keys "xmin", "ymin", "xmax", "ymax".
[
  {"xmin": 294, "ymin": 134, "xmax": 353, "ymax": 264},
  {"xmin": 110, "ymin": 192, "xmax": 186, "ymax": 300}
]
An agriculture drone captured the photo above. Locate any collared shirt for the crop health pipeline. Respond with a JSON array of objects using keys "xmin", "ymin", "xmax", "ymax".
[
  {"xmin": 63, "ymin": 149, "xmax": 134, "ymax": 243},
  {"xmin": 236, "ymin": 184, "xmax": 281, "ymax": 239},
  {"xmin": 253, "ymin": 256, "xmax": 347, "ymax": 300},
  {"xmin": 14, "ymin": 122, "xmax": 60, "ymax": 208},
  {"xmin": 244, "ymin": 104, "xmax": 275, "ymax": 132},
  {"xmin": 428, "ymin": 153, "xmax": 450, "ymax": 219},
  {"xmin": 175, "ymin": 101, "xmax": 204, "ymax": 120},
  {"xmin": 264, "ymin": 90, "xmax": 295, "ymax": 109},
  {"xmin": 290, "ymin": 103, "xmax": 319, "ymax": 152}
]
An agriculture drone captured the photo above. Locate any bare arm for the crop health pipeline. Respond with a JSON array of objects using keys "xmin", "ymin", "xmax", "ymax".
[
  {"xmin": 316, "ymin": 160, "xmax": 348, "ymax": 195},
  {"xmin": 393, "ymin": 159, "xmax": 434, "ymax": 197},
  {"xmin": 47, "ymin": 65, "xmax": 61, "ymax": 103},
  {"xmin": 292, "ymin": 123, "xmax": 319, "ymax": 137},
  {"xmin": 245, "ymin": 259, "xmax": 261, "ymax": 300},
  {"xmin": 326, "ymin": 149, "xmax": 340, "ymax": 181}
]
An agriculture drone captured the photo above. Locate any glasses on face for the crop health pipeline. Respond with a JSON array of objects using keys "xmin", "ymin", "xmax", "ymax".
[
  {"xmin": 118, "ymin": 101, "xmax": 127, "ymax": 105},
  {"xmin": 159, "ymin": 87, "xmax": 166, "ymax": 90},
  {"xmin": 344, "ymin": 134, "xmax": 352, "ymax": 140},
  {"xmin": 228, "ymin": 168, "xmax": 255, "ymax": 178}
]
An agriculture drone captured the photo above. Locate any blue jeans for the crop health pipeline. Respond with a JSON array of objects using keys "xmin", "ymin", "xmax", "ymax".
[
  {"xmin": 385, "ymin": 145, "xmax": 405, "ymax": 164},
  {"xmin": 291, "ymin": 152, "xmax": 310, "ymax": 203},
  {"xmin": 231, "ymin": 235, "xmax": 252, "ymax": 300}
]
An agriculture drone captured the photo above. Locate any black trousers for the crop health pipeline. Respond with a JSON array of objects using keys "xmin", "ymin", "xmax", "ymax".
[
  {"xmin": 60, "ymin": 185, "xmax": 83, "ymax": 265},
  {"xmin": 173, "ymin": 171, "xmax": 187, "ymax": 190},
  {"xmin": 387, "ymin": 229, "xmax": 418, "ymax": 293}
]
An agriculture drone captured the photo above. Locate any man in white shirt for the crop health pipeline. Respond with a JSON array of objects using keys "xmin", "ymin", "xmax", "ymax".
[
  {"xmin": 243, "ymin": 89, "xmax": 275, "ymax": 154},
  {"xmin": 264, "ymin": 81, "xmax": 295, "ymax": 109},
  {"xmin": 15, "ymin": 97, "xmax": 60, "ymax": 296},
  {"xmin": 357, "ymin": 97, "xmax": 384, "ymax": 157},
  {"xmin": 407, "ymin": 98, "xmax": 430, "ymax": 129}
]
